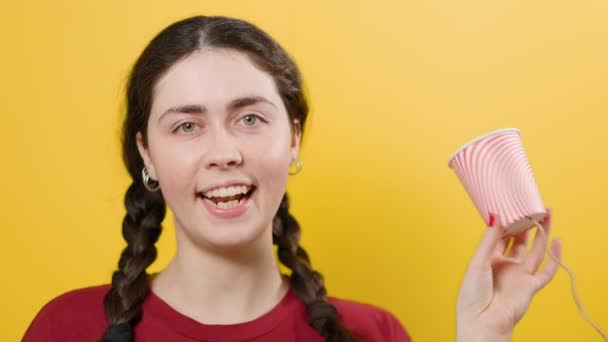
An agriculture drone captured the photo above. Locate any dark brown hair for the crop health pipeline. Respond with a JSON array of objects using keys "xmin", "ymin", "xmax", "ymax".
[{"xmin": 102, "ymin": 15, "xmax": 358, "ymax": 342}]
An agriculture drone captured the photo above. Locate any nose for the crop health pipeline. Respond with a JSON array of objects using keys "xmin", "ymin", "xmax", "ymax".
[{"xmin": 204, "ymin": 130, "xmax": 243, "ymax": 169}]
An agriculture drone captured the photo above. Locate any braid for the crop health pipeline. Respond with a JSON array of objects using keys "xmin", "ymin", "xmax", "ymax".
[
  {"xmin": 101, "ymin": 182, "xmax": 166, "ymax": 341},
  {"xmin": 273, "ymin": 194, "xmax": 359, "ymax": 342}
]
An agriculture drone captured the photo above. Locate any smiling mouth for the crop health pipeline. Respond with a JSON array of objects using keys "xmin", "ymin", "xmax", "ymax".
[{"xmin": 198, "ymin": 185, "xmax": 256, "ymax": 209}]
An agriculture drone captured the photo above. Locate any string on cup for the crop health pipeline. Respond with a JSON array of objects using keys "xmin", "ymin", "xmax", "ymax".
[{"xmin": 529, "ymin": 217, "xmax": 608, "ymax": 342}]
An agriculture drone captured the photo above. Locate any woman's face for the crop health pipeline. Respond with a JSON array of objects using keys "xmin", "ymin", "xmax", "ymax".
[{"xmin": 137, "ymin": 48, "xmax": 300, "ymax": 252}]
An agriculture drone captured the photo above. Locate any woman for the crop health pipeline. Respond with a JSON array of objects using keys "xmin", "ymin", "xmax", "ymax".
[{"xmin": 23, "ymin": 15, "xmax": 561, "ymax": 342}]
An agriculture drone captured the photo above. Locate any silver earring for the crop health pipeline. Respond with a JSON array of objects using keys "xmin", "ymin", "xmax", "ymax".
[
  {"xmin": 142, "ymin": 167, "xmax": 160, "ymax": 192},
  {"xmin": 288, "ymin": 160, "xmax": 303, "ymax": 176}
]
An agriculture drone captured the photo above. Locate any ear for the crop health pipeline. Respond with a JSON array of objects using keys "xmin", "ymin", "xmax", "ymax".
[
  {"xmin": 290, "ymin": 119, "xmax": 302, "ymax": 162},
  {"xmin": 136, "ymin": 132, "xmax": 158, "ymax": 180}
]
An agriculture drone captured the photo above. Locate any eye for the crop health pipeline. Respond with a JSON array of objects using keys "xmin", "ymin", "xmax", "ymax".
[
  {"xmin": 240, "ymin": 114, "xmax": 260, "ymax": 126},
  {"xmin": 175, "ymin": 122, "xmax": 198, "ymax": 134}
]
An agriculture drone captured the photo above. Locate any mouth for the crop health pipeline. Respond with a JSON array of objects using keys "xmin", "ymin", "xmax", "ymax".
[{"xmin": 197, "ymin": 184, "xmax": 257, "ymax": 210}]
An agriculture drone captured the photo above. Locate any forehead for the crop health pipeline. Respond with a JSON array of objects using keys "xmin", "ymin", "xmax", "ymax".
[{"xmin": 151, "ymin": 48, "xmax": 281, "ymax": 115}]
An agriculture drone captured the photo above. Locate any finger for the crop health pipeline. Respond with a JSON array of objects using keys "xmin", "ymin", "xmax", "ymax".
[
  {"xmin": 533, "ymin": 239, "xmax": 562, "ymax": 291},
  {"xmin": 506, "ymin": 229, "xmax": 531, "ymax": 261},
  {"xmin": 470, "ymin": 213, "xmax": 503, "ymax": 266},
  {"xmin": 523, "ymin": 208, "xmax": 553, "ymax": 273},
  {"xmin": 495, "ymin": 235, "xmax": 512, "ymax": 256}
]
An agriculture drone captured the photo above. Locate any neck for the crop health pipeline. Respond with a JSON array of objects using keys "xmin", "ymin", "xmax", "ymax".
[{"xmin": 151, "ymin": 224, "xmax": 288, "ymax": 325}]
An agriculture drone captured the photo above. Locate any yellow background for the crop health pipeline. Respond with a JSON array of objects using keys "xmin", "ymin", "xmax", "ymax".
[{"xmin": 2, "ymin": 0, "xmax": 607, "ymax": 341}]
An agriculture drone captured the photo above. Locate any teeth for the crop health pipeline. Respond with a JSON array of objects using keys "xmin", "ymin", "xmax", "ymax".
[
  {"xmin": 203, "ymin": 197, "xmax": 246, "ymax": 209},
  {"xmin": 204, "ymin": 185, "xmax": 251, "ymax": 198},
  {"xmin": 218, "ymin": 200, "xmax": 240, "ymax": 209}
]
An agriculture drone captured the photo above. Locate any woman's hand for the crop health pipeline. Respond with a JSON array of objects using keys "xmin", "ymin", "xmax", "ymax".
[{"xmin": 456, "ymin": 209, "xmax": 562, "ymax": 342}]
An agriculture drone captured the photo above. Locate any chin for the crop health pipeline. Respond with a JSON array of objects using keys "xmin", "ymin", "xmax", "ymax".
[{"xmin": 195, "ymin": 221, "xmax": 272, "ymax": 254}]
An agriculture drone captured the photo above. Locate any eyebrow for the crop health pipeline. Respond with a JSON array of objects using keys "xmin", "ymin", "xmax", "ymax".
[{"xmin": 158, "ymin": 96, "xmax": 277, "ymax": 122}]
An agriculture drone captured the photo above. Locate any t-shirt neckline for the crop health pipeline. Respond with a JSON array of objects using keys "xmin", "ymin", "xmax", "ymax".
[{"xmin": 144, "ymin": 287, "xmax": 297, "ymax": 341}]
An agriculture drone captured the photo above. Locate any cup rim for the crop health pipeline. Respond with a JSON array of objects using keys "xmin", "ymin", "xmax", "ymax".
[{"xmin": 448, "ymin": 128, "xmax": 521, "ymax": 168}]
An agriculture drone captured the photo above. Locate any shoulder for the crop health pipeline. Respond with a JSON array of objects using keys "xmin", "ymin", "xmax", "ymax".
[
  {"xmin": 23, "ymin": 284, "xmax": 110, "ymax": 341},
  {"xmin": 33, "ymin": 284, "xmax": 110, "ymax": 319},
  {"xmin": 329, "ymin": 297, "xmax": 412, "ymax": 342}
]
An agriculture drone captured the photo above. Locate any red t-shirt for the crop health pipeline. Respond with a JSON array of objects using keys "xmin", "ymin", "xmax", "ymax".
[{"xmin": 23, "ymin": 285, "xmax": 411, "ymax": 341}]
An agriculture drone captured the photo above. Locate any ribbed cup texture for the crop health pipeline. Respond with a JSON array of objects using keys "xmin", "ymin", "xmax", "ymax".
[{"xmin": 449, "ymin": 129, "xmax": 546, "ymax": 235}]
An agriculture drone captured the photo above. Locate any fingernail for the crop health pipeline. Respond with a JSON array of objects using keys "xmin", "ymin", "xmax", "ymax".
[{"xmin": 489, "ymin": 213, "xmax": 496, "ymax": 227}]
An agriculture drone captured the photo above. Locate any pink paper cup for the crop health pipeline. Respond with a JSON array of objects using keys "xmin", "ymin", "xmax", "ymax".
[{"xmin": 448, "ymin": 128, "xmax": 546, "ymax": 236}]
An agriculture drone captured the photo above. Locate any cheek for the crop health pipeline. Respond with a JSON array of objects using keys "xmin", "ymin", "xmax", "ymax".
[
  {"xmin": 150, "ymin": 141, "xmax": 201, "ymax": 201},
  {"xmin": 246, "ymin": 135, "xmax": 292, "ymax": 196}
]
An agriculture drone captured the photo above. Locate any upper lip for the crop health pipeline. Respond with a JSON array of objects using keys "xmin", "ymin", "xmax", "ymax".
[{"xmin": 198, "ymin": 180, "xmax": 255, "ymax": 194}]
